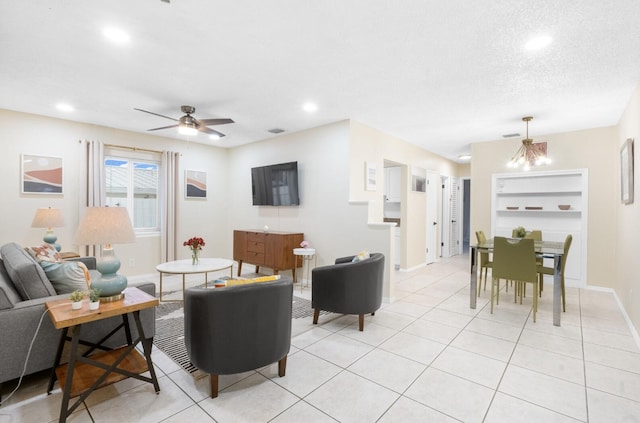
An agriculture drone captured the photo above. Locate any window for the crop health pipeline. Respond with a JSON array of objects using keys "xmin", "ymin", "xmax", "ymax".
[{"xmin": 105, "ymin": 152, "xmax": 160, "ymax": 232}]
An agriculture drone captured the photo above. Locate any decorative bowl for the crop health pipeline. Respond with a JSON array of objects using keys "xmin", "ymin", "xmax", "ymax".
[{"xmin": 558, "ymin": 204, "xmax": 571, "ymax": 210}]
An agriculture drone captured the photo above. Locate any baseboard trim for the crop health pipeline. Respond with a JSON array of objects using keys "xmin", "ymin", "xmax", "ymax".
[{"xmin": 584, "ymin": 285, "xmax": 640, "ymax": 351}]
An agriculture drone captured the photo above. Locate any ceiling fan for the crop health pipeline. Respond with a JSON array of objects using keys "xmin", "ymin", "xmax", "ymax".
[{"xmin": 134, "ymin": 105, "xmax": 234, "ymax": 138}]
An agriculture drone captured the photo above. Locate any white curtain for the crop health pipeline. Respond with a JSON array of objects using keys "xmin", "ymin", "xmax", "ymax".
[
  {"xmin": 80, "ymin": 140, "xmax": 105, "ymax": 256},
  {"xmin": 161, "ymin": 151, "xmax": 179, "ymax": 262}
]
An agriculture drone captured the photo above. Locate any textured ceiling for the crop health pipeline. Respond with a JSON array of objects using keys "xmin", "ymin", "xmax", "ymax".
[{"xmin": 1, "ymin": 1, "xmax": 639, "ymax": 162}]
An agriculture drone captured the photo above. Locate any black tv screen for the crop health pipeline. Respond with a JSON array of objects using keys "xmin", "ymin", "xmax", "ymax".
[{"xmin": 251, "ymin": 161, "xmax": 300, "ymax": 206}]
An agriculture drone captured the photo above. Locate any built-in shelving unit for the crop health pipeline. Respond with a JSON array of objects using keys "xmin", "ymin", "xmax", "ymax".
[{"xmin": 491, "ymin": 169, "xmax": 588, "ymax": 287}]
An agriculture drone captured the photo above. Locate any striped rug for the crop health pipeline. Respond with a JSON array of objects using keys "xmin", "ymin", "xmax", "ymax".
[{"xmin": 153, "ymin": 294, "xmax": 328, "ymax": 375}]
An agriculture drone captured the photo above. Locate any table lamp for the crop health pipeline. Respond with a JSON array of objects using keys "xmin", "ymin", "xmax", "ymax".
[
  {"xmin": 31, "ymin": 207, "xmax": 64, "ymax": 251},
  {"xmin": 74, "ymin": 207, "xmax": 136, "ymax": 301}
]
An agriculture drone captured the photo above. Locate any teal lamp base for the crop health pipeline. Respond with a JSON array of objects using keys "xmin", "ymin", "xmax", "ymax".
[
  {"xmin": 43, "ymin": 230, "xmax": 61, "ymax": 252},
  {"xmin": 92, "ymin": 247, "xmax": 128, "ymax": 302}
]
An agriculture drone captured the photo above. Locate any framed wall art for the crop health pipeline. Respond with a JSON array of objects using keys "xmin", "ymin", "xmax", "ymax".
[
  {"xmin": 365, "ymin": 161, "xmax": 377, "ymax": 191},
  {"xmin": 621, "ymin": 138, "xmax": 634, "ymax": 205},
  {"xmin": 185, "ymin": 170, "xmax": 207, "ymax": 199},
  {"xmin": 411, "ymin": 166, "xmax": 426, "ymax": 192},
  {"xmin": 21, "ymin": 154, "xmax": 63, "ymax": 194}
]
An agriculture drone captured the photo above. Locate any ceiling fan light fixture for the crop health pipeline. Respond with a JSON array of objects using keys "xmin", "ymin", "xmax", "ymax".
[{"xmin": 178, "ymin": 124, "xmax": 198, "ymax": 136}]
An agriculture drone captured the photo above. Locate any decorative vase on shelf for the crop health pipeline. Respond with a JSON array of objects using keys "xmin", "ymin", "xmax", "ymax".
[{"xmin": 191, "ymin": 248, "xmax": 200, "ymax": 265}]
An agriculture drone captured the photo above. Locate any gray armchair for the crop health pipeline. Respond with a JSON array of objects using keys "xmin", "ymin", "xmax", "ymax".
[
  {"xmin": 184, "ymin": 278, "xmax": 293, "ymax": 398},
  {"xmin": 311, "ymin": 253, "xmax": 385, "ymax": 331}
]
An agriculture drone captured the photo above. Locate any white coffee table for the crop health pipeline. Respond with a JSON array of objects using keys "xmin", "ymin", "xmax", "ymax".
[{"xmin": 156, "ymin": 258, "xmax": 234, "ymax": 302}]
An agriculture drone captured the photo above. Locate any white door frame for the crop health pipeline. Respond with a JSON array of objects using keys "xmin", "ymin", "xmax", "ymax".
[
  {"xmin": 440, "ymin": 175, "xmax": 451, "ymax": 258},
  {"xmin": 426, "ymin": 171, "xmax": 439, "ymax": 264}
]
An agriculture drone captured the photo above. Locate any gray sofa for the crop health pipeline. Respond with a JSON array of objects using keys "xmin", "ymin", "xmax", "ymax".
[{"xmin": 0, "ymin": 242, "xmax": 155, "ymax": 396}]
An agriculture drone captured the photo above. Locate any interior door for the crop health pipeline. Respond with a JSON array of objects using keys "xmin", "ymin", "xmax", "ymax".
[
  {"xmin": 426, "ymin": 171, "xmax": 439, "ymax": 264},
  {"xmin": 450, "ymin": 176, "xmax": 460, "ymax": 256}
]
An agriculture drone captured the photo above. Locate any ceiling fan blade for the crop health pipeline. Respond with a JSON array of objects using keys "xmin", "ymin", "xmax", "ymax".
[
  {"xmin": 198, "ymin": 126, "xmax": 226, "ymax": 137},
  {"xmin": 148, "ymin": 124, "xmax": 178, "ymax": 131},
  {"xmin": 134, "ymin": 108, "xmax": 178, "ymax": 122},
  {"xmin": 198, "ymin": 118, "xmax": 234, "ymax": 126}
]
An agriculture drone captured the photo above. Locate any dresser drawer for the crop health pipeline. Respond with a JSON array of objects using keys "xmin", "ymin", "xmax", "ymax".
[
  {"xmin": 247, "ymin": 232, "xmax": 265, "ymax": 243},
  {"xmin": 247, "ymin": 241, "xmax": 265, "ymax": 254},
  {"xmin": 246, "ymin": 251, "xmax": 265, "ymax": 263}
]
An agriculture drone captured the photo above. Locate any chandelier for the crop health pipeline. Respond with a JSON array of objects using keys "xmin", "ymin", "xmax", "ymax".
[{"xmin": 507, "ymin": 116, "xmax": 551, "ymax": 170}]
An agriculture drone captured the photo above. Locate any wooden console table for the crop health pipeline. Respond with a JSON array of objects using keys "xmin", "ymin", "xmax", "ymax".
[
  {"xmin": 45, "ymin": 287, "xmax": 160, "ymax": 423},
  {"xmin": 233, "ymin": 230, "xmax": 303, "ymax": 278}
]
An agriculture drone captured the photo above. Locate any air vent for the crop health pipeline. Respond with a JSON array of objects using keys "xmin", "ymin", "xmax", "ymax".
[
  {"xmin": 268, "ymin": 128, "xmax": 286, "ymax": 134},
  {"xmin": 502, "ymin": 133, "xmax": 520, "ymax": 138}
]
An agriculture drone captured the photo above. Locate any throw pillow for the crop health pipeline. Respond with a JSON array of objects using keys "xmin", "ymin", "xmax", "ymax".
[
  {"xmin": 351, "ymin": 250, "xmax": 371, "ymax": 262},
  {"xmin": 39, "ymin": 261, "xmax": 91, "ymax": 294},
  {"xmin": 217, "ymin": 274, "xmax": 281, "ymax": 287},
  {"xmin": 0, "ymin": 242, "xmax": 56, "ymax": 300},
  {"xmin": 25, "ymin": 243, "xmax": 62, "ymax": 264}
]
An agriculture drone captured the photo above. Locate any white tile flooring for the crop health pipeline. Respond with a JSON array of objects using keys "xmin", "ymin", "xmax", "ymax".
[{"xmin": 2, "ymin": 254, "xmax": 640, "ymax": 422}]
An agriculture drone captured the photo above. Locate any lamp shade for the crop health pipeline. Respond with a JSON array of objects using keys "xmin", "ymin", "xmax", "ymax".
[
  {"xmin": 31, "ymin": 207, "xmax": 64, "ymax": 228},
  {"xmin": 75, "ymin": 207, "xmax": 136, "ymax": 246}
]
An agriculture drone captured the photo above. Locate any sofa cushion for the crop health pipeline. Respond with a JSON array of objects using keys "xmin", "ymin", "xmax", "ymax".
[
  {"xmin": 0, "ymin": 259, "xmax": 22, "ymax": 309},
  {"xmin": 40, "ymin": 261, "xmax": 91, "ymax": 294},
  {"xmin": 0, "ymin": 243, "xmax": 56, "ymax": 300}
]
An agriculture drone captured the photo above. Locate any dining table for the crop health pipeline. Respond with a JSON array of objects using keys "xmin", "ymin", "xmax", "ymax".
[{"xmin": 470, "ymin": 238, "xmax": 566, "ymax": 326}]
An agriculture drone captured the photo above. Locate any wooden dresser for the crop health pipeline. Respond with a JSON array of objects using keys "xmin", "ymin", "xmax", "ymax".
[{"xmin": 233, "ymin": 230, "xmax": 303, "ymax": 278}]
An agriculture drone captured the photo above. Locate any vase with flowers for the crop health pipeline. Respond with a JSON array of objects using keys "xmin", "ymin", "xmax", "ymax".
[{"xmin": 184, "ymin": 236, "xmax": 205, "ymax": 265}]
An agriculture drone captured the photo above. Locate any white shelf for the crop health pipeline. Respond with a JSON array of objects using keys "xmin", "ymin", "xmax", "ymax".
[
  {"xmin": 496, "ymin": 209, "xmax": 581, "ymax": 214},
  {"xmin": 496, "ymin": 190, "xmax": 582, "ymax": 196},
  {"xmin": 491, "ymin": 169, "xmax": 588, "ymax": 287}
]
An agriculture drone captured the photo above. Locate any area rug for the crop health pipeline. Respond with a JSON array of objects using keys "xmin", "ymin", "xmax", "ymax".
[{"xmin": 153, "ymin": 292, "xmax": 328, "ymax": 376}]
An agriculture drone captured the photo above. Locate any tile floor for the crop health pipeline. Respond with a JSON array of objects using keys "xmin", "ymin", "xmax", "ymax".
[{"xmin": 2, "ymin": 254, "xmax": 640, "ymax": 422}]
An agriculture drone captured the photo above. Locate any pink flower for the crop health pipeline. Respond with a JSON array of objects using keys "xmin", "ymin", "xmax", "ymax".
[{"xmin": 300, "ymin": 240, "xmax": 309, "ymax": 248}]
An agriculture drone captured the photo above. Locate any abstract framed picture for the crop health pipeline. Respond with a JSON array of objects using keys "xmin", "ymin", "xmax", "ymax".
[
  {"xmin": 411, "ymin": 166, "xmax": 426, "ymax": 192},
  {"xmin": 621, "ymin": 138, "xmax": 634, "ymax": 205},
  {"xmin": 365, "ymin": 161, "xmax": 377, "ymax": 191},
  {"xmin": 185, "ymin": 170, "xmax": 207, "ymax": 199},
  {"xmin": 21, "ymin": 154, "xmax": 63, "ymax": 194}
]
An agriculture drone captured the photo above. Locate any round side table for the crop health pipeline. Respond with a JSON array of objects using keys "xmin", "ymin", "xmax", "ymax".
[{"xmin": 293, "ymin": 247, "xmax": 316, "ymax": 291}]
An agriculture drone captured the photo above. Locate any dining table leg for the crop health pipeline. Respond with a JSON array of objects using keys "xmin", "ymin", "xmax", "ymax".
[
  {"xmin": 553, "ymin": 254, "xmax": 562, "ymax": 326},
  {"xmin": 470, "ymin": 246, "xmax": 478, "ymax": 309}
]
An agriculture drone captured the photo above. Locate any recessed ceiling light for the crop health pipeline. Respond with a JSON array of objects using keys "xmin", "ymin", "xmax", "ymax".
[
  {"xmin": 302, "ymin": 102, "xmax": 318, "ymax": 112},
  {"xmin": 103, "ymin": 27, "xmax": 131, "ymax": 44},
  {"xmin": 56, "ymin": 103, "xmax": 74, "ymax": 112},
  {"xmin": 525, "ymin": 35, "xmax": 552, "ymax": 50},
  {"xmin": 458, "ymin": 155, "xmax": 471, "ymax": 161}
]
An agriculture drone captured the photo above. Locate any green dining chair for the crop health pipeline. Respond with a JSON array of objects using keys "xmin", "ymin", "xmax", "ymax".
[
  {"xmin": 510, "ymin": 229, "xmax": 543, "ymax": 297},
  {"xmin": 491, "ymin": 236, "xmax": 540, "ymax": 322},
  {"xmin": 537, "ymin": 234, "xmax": 572, "ymax": 312},
  {"xmin": 475, "ymin": 230, "xmax": 493, "ymax": 296}
]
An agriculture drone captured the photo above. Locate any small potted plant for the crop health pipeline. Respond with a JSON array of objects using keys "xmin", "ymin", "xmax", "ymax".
[
  {"xmin": 513, "ymin": 226, "xmax": 527, "ymax": 238},
  {"xmin": 69, "ymin": 290, "xmax": 84, "ymax": 310},
  {"xmin": 88, "ymin": 288, "xmax": 101, "ymax": 310}
]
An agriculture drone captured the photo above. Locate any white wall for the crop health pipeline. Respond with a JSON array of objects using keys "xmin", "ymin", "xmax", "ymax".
[
  {"xmin": 470, "ymin": 125, "xmax": 618, "ymax": 288},
  {"xmin": 226, "ymin": 120, "xmax": 395, "ymax": 300},
  {"xmin": 616, "ymin": 83, "xmax": 640, "ymax": 330},
  {"xmin": 0, "ymin": 109, "xmax": 230, "ymax": 275},
  {"xmin": 348, "ymin": 120, "xmax": 461, "ymax": 269}
]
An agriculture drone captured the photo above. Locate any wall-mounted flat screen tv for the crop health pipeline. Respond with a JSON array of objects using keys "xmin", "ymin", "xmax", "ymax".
[{"xmin": 251, "ymin": 161, "xmax": 300, "ymax": 206}]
